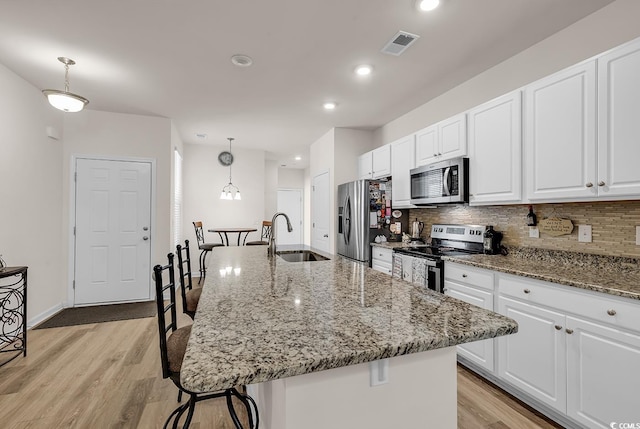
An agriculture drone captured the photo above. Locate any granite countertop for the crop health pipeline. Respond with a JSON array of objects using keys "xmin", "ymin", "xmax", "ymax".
[
  {"xmin": 443, "ymin": 247, "xmax": 640, "ymax": 301},
  {"xmin": 180, "ymin": 246, "xmax": 517, "ymax": 393}
]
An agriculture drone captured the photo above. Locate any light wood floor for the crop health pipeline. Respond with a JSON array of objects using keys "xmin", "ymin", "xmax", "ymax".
[{"xmin": 0, "ymin": 310, "xmax": 561, "ymax": 429}]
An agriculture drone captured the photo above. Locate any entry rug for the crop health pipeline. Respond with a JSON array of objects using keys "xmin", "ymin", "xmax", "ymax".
[{"xmin": 34, "ymin": 301, "xmax": 157, "ymax": 329}]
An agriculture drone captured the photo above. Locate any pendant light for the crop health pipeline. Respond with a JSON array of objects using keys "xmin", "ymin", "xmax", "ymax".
[
  {"xmin": 219, "ymin": 138, "xmax": 241, "ymax": 200},
  {"xmin": 42, "ymin": 57, "xmax": 89, "ymax": 113}
]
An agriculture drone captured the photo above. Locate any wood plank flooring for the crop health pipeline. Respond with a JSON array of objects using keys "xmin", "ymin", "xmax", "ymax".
[{"xmin": 0, "ymin": 310, "xmax": 561, "ymax": 428}]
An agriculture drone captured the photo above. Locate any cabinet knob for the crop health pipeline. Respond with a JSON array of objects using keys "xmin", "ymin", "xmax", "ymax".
[
  {"xmin": 433, "ymin": 153, "xmax": 438, "ymax": 157},
  {"xmin": 598, "ymin": 181, "xmax": 605, "ymax": 187},
  {"xmin": 437, "ymin": 153, "xmax": 442, "ymax": 156},
  {"xmin": 462, "ymin": 274, "xmax": 468, "ymax": 278},
  {"xmin": 565, "ymin": 328, "xmax": 574, "ymax": 334},
  {"xmin": 523, "ymin": 288, "xmax": 531, "ymax": 294},
  {"xmin": 585, "ymin": 182, "xmax": 593, "ymax": 188},
  {"xmin": 143, "ymin": 236, "xmax": 149, "ymax": 241},
  {"xmin": 555, "ymin": 325, "xmax": 563, "ymax": 331},
  {"xmin": 607, "ymin": 309, "xmax": 617, "ymax": 316}
]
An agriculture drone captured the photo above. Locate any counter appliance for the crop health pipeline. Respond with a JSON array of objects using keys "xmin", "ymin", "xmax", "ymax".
[
  {"xmin": 410, "ymin": 157, "xmax": 469, "ymax": 205},
  {"xmin": 392, "ymin": 224, "xmax": 487, "ymax": 292}
]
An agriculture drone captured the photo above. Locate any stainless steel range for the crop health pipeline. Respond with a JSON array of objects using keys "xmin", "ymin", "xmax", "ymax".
[{"xmin": 392, "ymin": 224, "xmax": 487, "ymax": 292}]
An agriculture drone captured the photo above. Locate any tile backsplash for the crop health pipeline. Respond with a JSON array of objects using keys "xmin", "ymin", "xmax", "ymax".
[{"xmin": 410, "ymin": 201, "xmax": 640, "ymax": 258}]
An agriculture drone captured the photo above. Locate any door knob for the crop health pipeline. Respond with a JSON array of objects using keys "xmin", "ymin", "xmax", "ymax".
[{"xmin": 143, "ymin": 236, "xmax": 149, "ymax": 241}]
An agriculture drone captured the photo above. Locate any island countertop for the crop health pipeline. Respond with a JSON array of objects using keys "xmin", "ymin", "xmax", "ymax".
[{"xmin": 180, "ymin": 246, "xmax": 517, "ymax": 393}]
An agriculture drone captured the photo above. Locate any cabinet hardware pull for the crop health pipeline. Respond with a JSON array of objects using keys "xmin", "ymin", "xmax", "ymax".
[
  {"xmin": 523, "ymin": 289, "xmax": 530, "ymax": 294},
  {"xmin": 555, "ymin": 325, "xmax": 562, "ymax": 330},
  {"xmin": 607, "ymin": 309, "xmax": 617, "ymax": 316},
  {"xmin": 565, "ymin": 328, "xmax": 574, "ymax": 334},
  {"xmin": 462, "ymin": 274, "xmax": 467, "ymax": 278},
  {"xmin": 143, "ymin": 236, "xmax": 149, "ymax": 241},
  {"xmin": 598, "ymin": 181, "xmax": 605, "ymax": 186},
  {"xmin": 433, "ymin": 153, "xmax": 438, "ymax": 157},
  {"xmin": 585, "ymin": 182, "xmax": 593, "ymax": 188},
  {"xmin": 437, "ymin": 153, "xmax": 442, "ymax": 156}
]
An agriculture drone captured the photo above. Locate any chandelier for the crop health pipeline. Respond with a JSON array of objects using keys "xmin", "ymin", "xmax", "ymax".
[
  {"xmin": 219, "ymin": 137, "xmax": 241, "ymax": 200},
  {"xmin": 42, "ymin": 57, "xmax": 89, "ymax": 113}
]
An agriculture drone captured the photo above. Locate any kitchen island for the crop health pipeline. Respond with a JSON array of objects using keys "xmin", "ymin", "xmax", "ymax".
[{"xmin": 181, "ymin": 246, "xmax": 517, "ymax": 429}]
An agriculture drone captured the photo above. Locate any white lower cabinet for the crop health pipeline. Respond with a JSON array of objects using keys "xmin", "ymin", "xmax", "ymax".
[
  {"xmin": 497, "ymin": 295, "xmax": 567, "ymax": 413},
  {"xmin": 371, "ymin": 246, "xmax": 392, "ymax": 275},
  {"xmin": 566, "ymin": 316, "xmax": 640, "ymax": 428},
  {"xmin": 444, "ymin": 263, "xmax": 495, "ymax": 373}
]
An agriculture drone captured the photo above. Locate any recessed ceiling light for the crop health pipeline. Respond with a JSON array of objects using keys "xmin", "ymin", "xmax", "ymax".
[
  {"xmin": 323, "ymin": 102, "xmax": 337, "ymax": 110},
  {"xmin": 355, "ymin": 65, "xmax": 372, "ymax": 76},
  {"xmin": 295, "ymin": 156, "xmax": 302, "ymax": 161},
  {"xmin": 231, "ymin": 54, "xmax": 253, "ymax": 67},
  {"xmin": 416, "ymin": 0, "xmax": 440, "ymax": 12}
]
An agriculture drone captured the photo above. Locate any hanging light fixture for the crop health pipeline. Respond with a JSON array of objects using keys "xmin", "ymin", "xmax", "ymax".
[
  {"xmin": 42, "ymin": 57, "xmax": 89, "ymax": 113},
  {"xmin": 219, "ymin": 137, "xmax": 241, "ymax": 200}
]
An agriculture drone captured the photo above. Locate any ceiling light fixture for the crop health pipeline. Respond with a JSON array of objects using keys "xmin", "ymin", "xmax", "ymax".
[
  {"xmin": 323, "ymin": 102, "xmax": 337, "ymax": 110},
  {"xmin": 416, "ymin": 0, "xmax": 440, "ymax": 12},
  {"xmin": 42, "ymin": 57, "xmax": 89, "ymax": 113},
  {"xmin": 219, "ymin": 137, "xmax": 241, "ymax": 200},
  {"xmin": 231, "ymin": 54, "xmax": 253, "ymax": 67},
  {"xmin": 355, "ymin": 65, "xmax": 372, "ymax": 76}
]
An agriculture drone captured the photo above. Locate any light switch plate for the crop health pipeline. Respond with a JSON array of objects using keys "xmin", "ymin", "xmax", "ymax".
[
  {"xmin": 636, "ymin": 226, "xmax": 640, "ymax": 246},
  {"xmin": 578, "ymin": 225, "xmax": 592, "ymax": 243},
  {"xmin": 529, "ymin": 227, "xmax": 539, "ymax": 238}
]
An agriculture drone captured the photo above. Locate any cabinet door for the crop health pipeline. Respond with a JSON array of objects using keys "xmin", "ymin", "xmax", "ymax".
[
  {"xmin": 566, "ymin": 316, "xmax": 640, "ymax": 428},
  {"xmin": 445, "ymin": 281, "xmax": 495, "ymax": 373},
  {"xmin": 597, "ymin": 39, "xmax": 640, "ymax": 198},
  {"xmin": 358, "ymin": 152, "xmax": 372, "ymax": 179},
  {"xmin": 439, "ymin": 113, "xmax": 467, "ymax": 160},
  {"xmin": 415, "ymin": 125, "xmax": 438, "ymax": 167},
  {"xmin": 391, "ymin": 135, "xmax": 416, "ymax": 208},
  {"xmin": 524, "ymin": 61, "xmax": 597, "ymax": 201},
  {"xmin": 468, "ymin": 91, "xmax": 522, "ymax": 205},
  {"xmin": 497, "ymin": 296, "xmax": 567, "ymax": 413},
  {"xmin": 372, "ymin": 144, "xmax": 391, "ymax": 178}
]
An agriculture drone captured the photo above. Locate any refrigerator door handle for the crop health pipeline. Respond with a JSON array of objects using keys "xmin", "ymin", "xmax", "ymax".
[{"xmin": 344, "ymin": 195, "xmax": 351, "ymax": 245}]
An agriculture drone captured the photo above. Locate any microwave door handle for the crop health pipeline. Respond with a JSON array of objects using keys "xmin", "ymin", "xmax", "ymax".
[{"xmin": 443, "ymin": 167, "xmax": 451, "ymax": 196}]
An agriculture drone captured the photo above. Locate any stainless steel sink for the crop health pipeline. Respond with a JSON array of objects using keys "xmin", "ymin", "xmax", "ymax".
[{"xmin": 276, "ymin": 250, "xmax": 330, "ymax": 262}]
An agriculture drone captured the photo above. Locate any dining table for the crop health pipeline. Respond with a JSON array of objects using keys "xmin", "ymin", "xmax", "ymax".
[{"xmin": 207, "ymin": 227, "xmax": 257, "ymax": 246}]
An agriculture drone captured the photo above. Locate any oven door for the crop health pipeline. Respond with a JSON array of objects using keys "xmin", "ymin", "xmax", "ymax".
[{"xmin": 392, "ymin": 252, "xmax": 443, "ymax": 293}]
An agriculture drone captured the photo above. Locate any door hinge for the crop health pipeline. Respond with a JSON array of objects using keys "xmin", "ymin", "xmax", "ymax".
[
  {"xmin": 73, "ymin": 226, "xmax": 76, "ymax": 236},
  {"xmin": 72, "ymin": 280, "xmax": 75, "ymax": 290}
]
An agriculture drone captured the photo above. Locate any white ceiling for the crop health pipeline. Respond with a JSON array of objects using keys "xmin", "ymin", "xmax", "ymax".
[{"xmin": 0, "ymin": 0, "xmax": 613, "ymax": 168}]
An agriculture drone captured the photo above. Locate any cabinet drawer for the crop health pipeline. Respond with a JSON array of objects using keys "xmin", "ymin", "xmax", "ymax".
[
  {"xmin": 371, "ymin": 246, "xmax": 393, "ymax": 263},
  {"xmin": 498, "ymin": 274, "xmax": 640, "ymax": 333},
  {"xmin": 372, "ymin": 260, "xmax": 392, "ymax": 275},
  {"xmin": 445, "ymin": 262, "xmax": 494, "ymax": 290}
]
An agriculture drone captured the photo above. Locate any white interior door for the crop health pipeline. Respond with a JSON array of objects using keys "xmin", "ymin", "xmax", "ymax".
[
  {"xmin": 312, "ymin": 171, "xmax": 330, "ymax": 253},
  {"xmin": 74, "ymin": 158, "xmax": 152, "ymax": 305},
  {"xmin": 276, "ymin": 189, "xmax": 302, "ymax": 245}
]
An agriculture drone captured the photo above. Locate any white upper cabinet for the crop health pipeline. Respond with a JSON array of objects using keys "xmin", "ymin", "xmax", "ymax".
[
  {"xmin": 524, "ymin": 61, "xmax": 597, "ymax": 201},
  {"xmin": 358, "ymin": 144, "xmax": 391, "ymax": 180},
  {"xmin": 597, "ymin": 38, "xmax": 640, "ymax": 198},
  {"xmin": 468, "ymin": 90, "xmax": 522, "ymax": 205},
  {"xmin": 390, "ymin": 135, "xmax": 416, "ymax": 208},
  {"xmin": 415, "ymin": 113, "xmax": 467, "ymax": 166}
]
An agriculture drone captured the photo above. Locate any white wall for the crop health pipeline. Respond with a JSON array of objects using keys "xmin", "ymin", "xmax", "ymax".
[
  {"xmin": 0, "ymin": 63, "xmax": 65, "ymax": 325},
  {"xmin": 183, "ymin": 143, "xmax": 266, "ymax": 246},
  {"xmin": 265, "ymin": 159, "xmax": 278, "ymax": 220},
  {"xmin": 374, "ymin": 0, "xmax": 640, "ymax": 147},
  {"xmin": 334, "ymin": 128, "xmax": 373, "ymax": 187}
]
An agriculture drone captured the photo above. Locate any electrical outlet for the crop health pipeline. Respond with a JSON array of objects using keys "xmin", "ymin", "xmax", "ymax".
[
  {"xmin": 636, "ymin": 226, "xmax": 640, "ymax": 246},
  {"xmin": 529, "ymin": 227, "xmax": 539, "ymax": 238},
  {"xmin": 578, "ymin": 225, "xmax": 592, "ymax": 243}
]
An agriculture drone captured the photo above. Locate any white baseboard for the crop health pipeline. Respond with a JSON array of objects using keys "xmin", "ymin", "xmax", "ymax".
[{"xmin": 27, "ymin": 302, "xmax": 65, "ymax": 329}]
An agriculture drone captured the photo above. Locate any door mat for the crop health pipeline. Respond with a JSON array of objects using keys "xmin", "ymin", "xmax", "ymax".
[{"xmin": 34, "ymin": 301, "xmax": 157, "ymax": 329}]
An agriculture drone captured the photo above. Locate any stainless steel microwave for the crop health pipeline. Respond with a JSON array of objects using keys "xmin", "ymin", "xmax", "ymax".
[{"xmin": 410, "ymin": 157, "xmax": 469, "ymax": 205}]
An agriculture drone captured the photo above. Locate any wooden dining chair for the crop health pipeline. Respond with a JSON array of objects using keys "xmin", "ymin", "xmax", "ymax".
[
  {"xmin": 192, "ymin": 221, "xmax": 224, "ymax": 283},
  {"xmin": 176, "ymin": 239, "xmax": 200, "ymax": 320},
  {"xmin": 153, "ymin": 253, "xmax": 259, "ymax": 429},
  {"xmin": 245, "ymin": 221, "xmax": 272, "ymax": 246}
]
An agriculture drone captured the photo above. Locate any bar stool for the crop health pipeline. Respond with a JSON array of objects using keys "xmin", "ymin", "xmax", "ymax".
[
  {"xmin": 153, "ymin": 253, "xmax": 259, "ymax": 429},
  {"xmin": 192, "ymin": 221, "xmax": 224, "ymax": 283},
  {"xmin": 176, "ymin": 240, "xmax": 200, "ymax": 320}
]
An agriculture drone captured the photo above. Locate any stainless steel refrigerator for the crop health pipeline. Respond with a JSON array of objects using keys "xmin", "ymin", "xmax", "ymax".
[{"xmin": 337, "ymin": 179, "xmax": 386, "ymax": 262}]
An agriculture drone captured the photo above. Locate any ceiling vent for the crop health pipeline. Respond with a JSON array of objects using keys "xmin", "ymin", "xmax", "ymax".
[{"xmin": 381, "ymin": 31, "xmax": 420, "ymax": 56}]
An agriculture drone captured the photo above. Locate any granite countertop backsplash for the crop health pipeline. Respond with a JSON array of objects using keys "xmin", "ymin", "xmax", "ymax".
[
  {"xmin": 180, "ymin": 246, "xmax": 517, "ymax": 393},
  {"xmin": 443, "ymin": 247, "xmax": 640, "ymax": 301}
]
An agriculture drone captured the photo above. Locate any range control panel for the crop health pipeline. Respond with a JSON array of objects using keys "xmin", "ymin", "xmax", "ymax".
[{"xmin": 430, "ymin": 224, "xmax": 487, "ymax": 243}]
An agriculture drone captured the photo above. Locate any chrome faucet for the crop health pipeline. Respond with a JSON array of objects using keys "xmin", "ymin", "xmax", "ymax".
[{"xmin": 268, "ymin": 212, "xmax": 293, "ymax": 256}]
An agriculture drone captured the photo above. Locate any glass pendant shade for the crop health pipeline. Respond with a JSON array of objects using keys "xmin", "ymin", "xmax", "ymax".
[{"xmin": 42, "ymin": 90, "xmax": 89, "ymax": 113}]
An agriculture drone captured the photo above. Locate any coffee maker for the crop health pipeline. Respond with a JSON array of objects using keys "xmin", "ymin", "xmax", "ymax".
[{"xmin": 411, "ymin": 219, "xmax": 424, "ymax": 243}]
